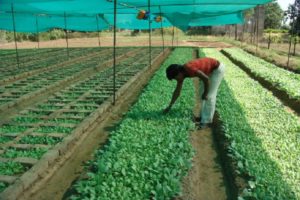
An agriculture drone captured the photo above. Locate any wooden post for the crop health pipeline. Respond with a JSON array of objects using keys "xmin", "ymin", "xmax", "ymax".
[
  {"xmin": 251, "ymin": 18, "xmax": 255, "ymax": 44},
  {"xmin": 287, "ymin": 36, "xmax": 292, "ymax": 67},
  {"xmin": 64, "ymin": 12, "xmax": 69, "ymax": 58},
  {"xmin": 96, "ymin": 14, "xmax": 101, "ymax": 47},
  {"xmin": 267, "ymin": 31, "xmax": 271, "ymax": 49},
  {"xmin": 11, "ymin": 3, "xmax": 20, "ymax": 69},
  {"xmin": 235, "ymin": 24, "xmax": 238, "ymax": 40},
  {"xmin": 159, "ymin": 6, "xmax": 164, "ymax": 52},
  {"xmin": 36, "ymin": 15, "xmax": 40, "ymax": 49},
  {"xmin": 176, "ymin": 28, "xmax": 179, "ymax": 46},
  {"xmin": 148, "ymin": 0, "xmax": 152, "ymax": 68},
  {"xmin": 293, "ymin": 36, "xmax": 297, "ymax": 56},
  {"xmin": 255, "ymin": 8, "xmax": 259, "ymax": 55},
  {"xmin": 171, "ymin": 26, "xmax": 175, "ymax": 47},
  {"xmin": 287, "ymin": 19, "xmax": 296, "ymax": 67},
  {"xmin": 113, "ymin": 0, "xmax": 117, "ymax": 105}
]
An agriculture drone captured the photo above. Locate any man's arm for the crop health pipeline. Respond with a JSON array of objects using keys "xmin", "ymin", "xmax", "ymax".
[
  {"xmin": 163, "ymin": 80, "xmax": 183, "ymax": 113},
  {"xmin": 195, "ymin": 70, "xmax": 209, "ymax": 100}
]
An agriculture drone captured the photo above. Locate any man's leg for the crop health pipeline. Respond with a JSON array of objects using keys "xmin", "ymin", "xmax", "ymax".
[
  {"xmin": 199, "ymin": 81, "xmax": 206, "ymax": 121},
  {"xmin": 200, "ymin": 64, "xmax": 225, "ymax": 124}
]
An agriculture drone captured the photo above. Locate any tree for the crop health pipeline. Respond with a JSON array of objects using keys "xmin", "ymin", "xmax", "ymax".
[
  {"xmin": 285, "ymin": 0, "xmax": 300, "ymax": 35},
  {"xmin": 264, "ymin": 1, "xmax": 284, "ymax": 29},
  {"xmin": 285, "ymin": 0, "xmax": 300, "ymax": 57}
]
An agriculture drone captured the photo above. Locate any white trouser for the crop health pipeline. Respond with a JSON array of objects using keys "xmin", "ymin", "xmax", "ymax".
[{"xmin": 200, "ymin": 63, "xmax": 225, "ymax": 124}]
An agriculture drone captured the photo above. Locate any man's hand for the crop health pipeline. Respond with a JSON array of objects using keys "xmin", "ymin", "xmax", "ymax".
[
  {"xmin": 163, "ymin": 106, "xmax": 171, "ymax": 114},
  {"xmin": 201, "ymin": 93, "xmax": 208, "ymax": 100}
]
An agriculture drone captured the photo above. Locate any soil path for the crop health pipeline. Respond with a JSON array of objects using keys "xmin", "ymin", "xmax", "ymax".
[
  {"xmin": 178, "ymin": 78, "xmax": 227, "ymax": 200},
  {"xmin": 0, "ymin": 37, "xmax": 231, "ymax": 49}
]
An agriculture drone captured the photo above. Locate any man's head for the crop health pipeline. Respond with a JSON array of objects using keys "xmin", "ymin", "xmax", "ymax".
[{"xmin": 166, "ymin": 64, "xmax": 184, "ymax": 80}]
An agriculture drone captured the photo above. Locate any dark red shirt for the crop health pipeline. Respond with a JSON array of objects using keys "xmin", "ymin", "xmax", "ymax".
[{"xmin": 184, "ymin": 58, "xmax": 219, "ymax": 76}]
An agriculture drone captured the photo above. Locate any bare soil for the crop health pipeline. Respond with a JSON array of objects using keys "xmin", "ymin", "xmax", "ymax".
[
  {"xmin": 183, "ymin": 40, "xmax": 233, "ymax": 48},
  {"xmin": 176, "ymin": 78, "xmax": 227, "ymax": 200},
  {"xmin": 0, "ymin": 36, "xmax": 232, "ymax": 49},
  {"xmin": 178, "ymin": 128, "xmax": 227, "ymax": 200}
]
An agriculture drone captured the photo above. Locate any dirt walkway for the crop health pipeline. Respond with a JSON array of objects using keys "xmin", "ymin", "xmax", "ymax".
[
  {"xmin": 177, "ymin": 78, "xmax": 227, "ymax": 200},
  {"xmin": 0, "ymin": 37, "xmax": 231, "ymax": 49},
  {"xmin": 179, "ymin": 128, "xmax": 227, "ymax": 200}
]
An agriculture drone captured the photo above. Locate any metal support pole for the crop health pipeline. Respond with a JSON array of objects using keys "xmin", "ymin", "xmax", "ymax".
[
  {"xmin": 171, "ymin": 26, "xmax": 175, "ymax": 47},
  {"xmin": 113, "ymin": 0, "xmax": 117, "ymax": 105},
  {"xmin": 64, "ymin": 12, "xmax": 69, "ymax": 58},
  {"xmin": 96, "ymin": 14, "xmax": 101, "ymax": 47},
  {"xmin": 11, "ymin": 3, "xmax": 20, "ymax": 69},
  {"xmin": 159, "ymin": 6, "xmax": 164, "ymax": 52},
  {"xmin": 36, "ymin": 15, "xmax": 40, "ymax": 49},
  {"xmin": 148, "ymin": 0, "xmax": 152, "ymax": 68}
]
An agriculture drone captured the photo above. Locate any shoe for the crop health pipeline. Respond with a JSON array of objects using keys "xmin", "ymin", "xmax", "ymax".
[
  {"xmin": 193, "ymin": 116, "xmax": 201, "ymax": 123},
  {"xmin": 198, "ymin": 123, "xmax": 212, "ymax": 129}
]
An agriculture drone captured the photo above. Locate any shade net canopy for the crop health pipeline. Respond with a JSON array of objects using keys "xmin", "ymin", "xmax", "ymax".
[{"xmin": 0, "ymin": 0, "xmax": 272, "ymax": 32}]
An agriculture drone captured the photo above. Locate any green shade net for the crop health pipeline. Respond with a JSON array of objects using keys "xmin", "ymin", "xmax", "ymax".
[
  {"xmin": 0, "ymin": 0, "xmax": 271, "ymax": 32},
  {"xmin": 0, "ymin": 13, "xmax": 110, "ymax": 32},
  {"xmin": 189, "ymin": 12, "xmax": 244, "ymax": 27},
  {"xmin": 104, "ymin": 14, "xmax": 172, "ymax": 30}
]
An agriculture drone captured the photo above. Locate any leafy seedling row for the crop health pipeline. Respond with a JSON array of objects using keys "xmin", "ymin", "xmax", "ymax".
[
  {"xmin": 0, "ymin": 47, "xmax": 140, "ymax": 110},
  {"xmin": 0, "ymin": 47, "xmax": 118, "ymax": 86},
  {"xmin": 0, "ymin": 48, "xmax": 99, "ymax": 75},
  {"xmin": 222, "ymin": 48, "xmax": 300, "ymax": 100},
  {"xmin": 70, "ymin": 48, "xmax": 195, "ymax": 200},
  {"xmin": 0, "ymin": 48, "xmax": 164, "ymax": 192},
  {"xmin": 204, "ymin": 48, "xmax": 300, "ymax": 199}
]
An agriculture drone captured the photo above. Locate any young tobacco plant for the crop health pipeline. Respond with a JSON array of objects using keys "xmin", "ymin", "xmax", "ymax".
[
  {"xmin": 203, "ymin": 48, "xmax": 300, "ymax": 200},
  {"xmin": 223, "ymin": 48, "xmax": 300, "ymax": 99},
  {"xmin": 71, "ymin": 48, "xmax": 196, "ymax": 200}
]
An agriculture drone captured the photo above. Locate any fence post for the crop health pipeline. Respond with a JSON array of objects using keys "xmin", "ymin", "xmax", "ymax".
[
  {"xmin": 36, "ymin": 15, "xmax": 40, "ymax": 49},
  {"xmin": 148, "ymin": 0, "xmax": 152, "ymax": 68},
  {"xmin": 96, "ymin": 14, "xmax": 101, "ymax": 47},
  {"xmin": 113, "ymin": 0, "xmax": 117, "ymax": 105},
  {"xmin": 64, "ymin": 12, "xmax": 69, "ymax": 58},
  {"xmin": 171, "ymin": 26, "xmax": 175, "ymax": 47},
  {"xmin": 293, "ymin": 37, "xmax": 297, "ymax": 56},
  {"xmin": 159, "ymin": 6, "xmax": 164, "ymax": 52},
  {"xmin": 267, "ymin": 31, "xmax": 271, "ymax": 49},
  {"xmin": 11, "ymin": 3, "xmax": 20, "ymax": 69}
]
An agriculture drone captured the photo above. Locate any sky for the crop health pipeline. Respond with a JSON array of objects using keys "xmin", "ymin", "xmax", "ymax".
[{"xmin": 277, "ymin": 0, "xmax": 294, "ymax": 11}]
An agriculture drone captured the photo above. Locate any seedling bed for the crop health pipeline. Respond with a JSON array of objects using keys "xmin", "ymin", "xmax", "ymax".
[
  {"xmin": 18, "ymin": 135, "xmax": 63, "ymax": 146},
  {"xmin": 0, "ymin": 47, "xmax": 171, "ymax": 198},
  {"xmin": 0, "ymin": 48, "xmax": 98, "ymax": 76},
  {"xmin": 204, "ymin": 48, "xmax": 300, "ymax": 199},
  {"xmin": 221, "ymin": 49, "xmax": 300, "ymax": 114},
  {"xmin": 0, "ymin": 136, "xmax": 14, "ymax": 144},
  {"xmin": 0, "ymin": 47, "xmax": 133, "ymax": 101},
  {"xmin": 0, "ymin": 48, "xmax": 143, "ymax": 120}
]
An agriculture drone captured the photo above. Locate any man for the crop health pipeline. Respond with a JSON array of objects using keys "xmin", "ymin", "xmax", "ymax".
[{"xmin": 163, "ymin": 57, "xmax": 225, "ymax": 128}]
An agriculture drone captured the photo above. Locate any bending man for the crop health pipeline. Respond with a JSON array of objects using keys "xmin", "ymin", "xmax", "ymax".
[{"xmin": 163, "ymin": 57, "xmax": 225, "ymax": 128}]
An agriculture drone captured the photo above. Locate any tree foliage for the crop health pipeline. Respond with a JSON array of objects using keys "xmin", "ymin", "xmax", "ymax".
[
  {"xmin": 264, "ymin": 1, "xmax": 284, "ymax": 29},
  {"xmin": 285, "ymin": 0, "xmax": 300, "ymax": 35}
]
